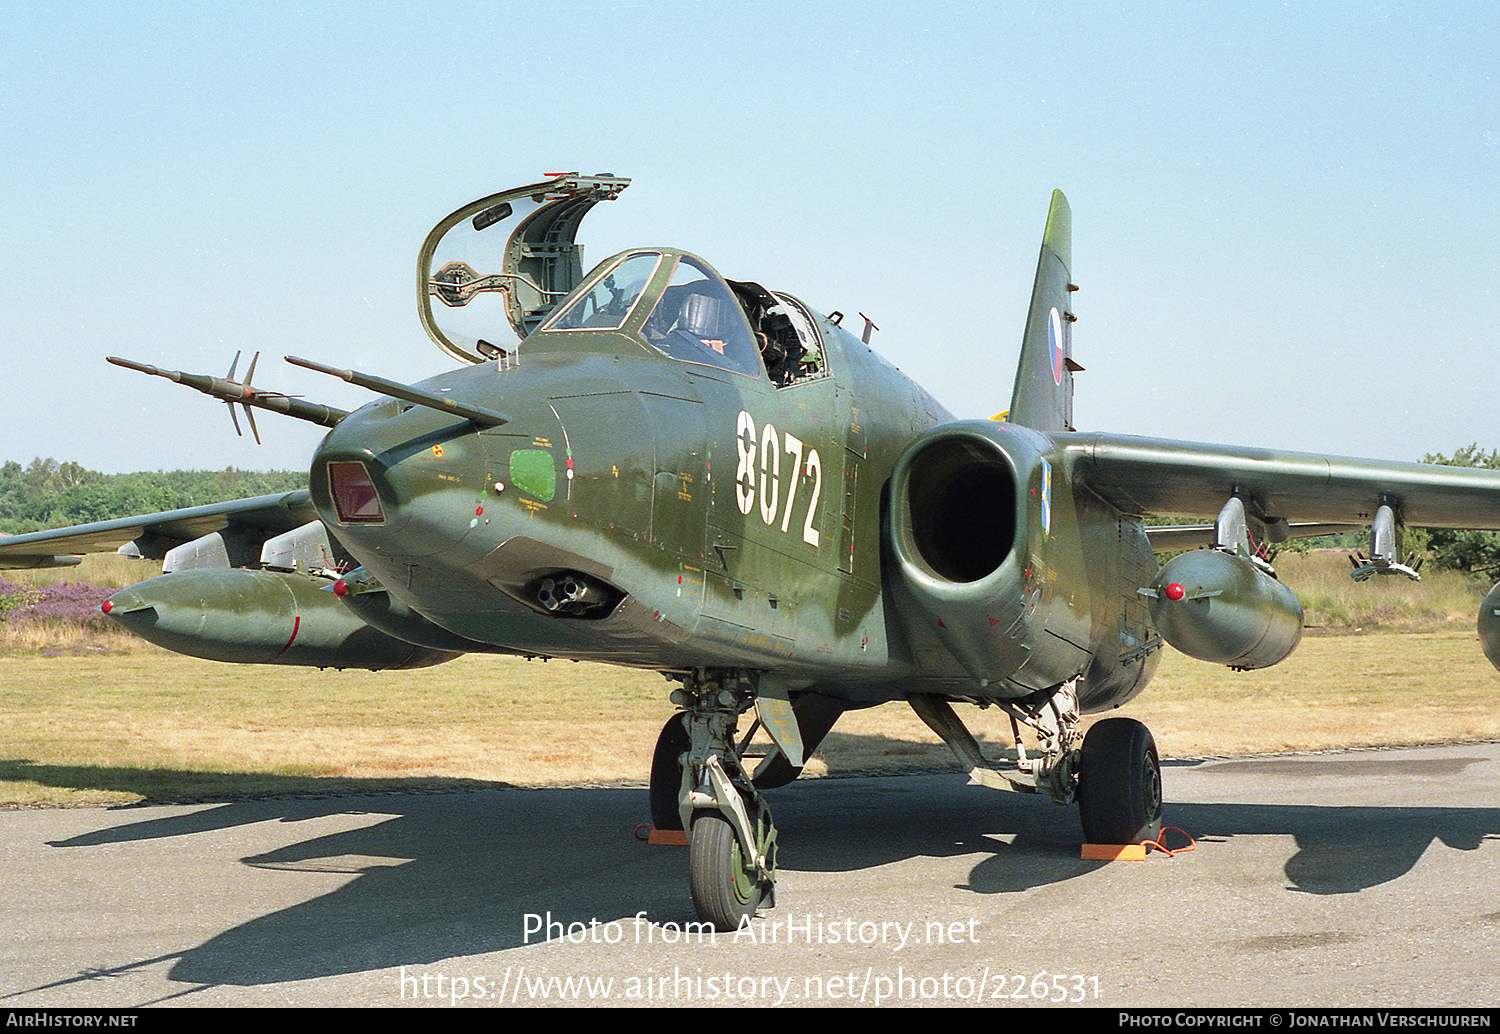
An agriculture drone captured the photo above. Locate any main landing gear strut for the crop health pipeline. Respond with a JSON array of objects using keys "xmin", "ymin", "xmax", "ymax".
[
  {"xmin": 652, "ymin": 668, "xmax": 777, "ymax": 931},
  {"xmin": 651, "ymin": 672, "xmax": 1163, "ymax": 928},
  {"xmin": 910, "ymin": 678, "xmax": 1163, "ymax": 845}
]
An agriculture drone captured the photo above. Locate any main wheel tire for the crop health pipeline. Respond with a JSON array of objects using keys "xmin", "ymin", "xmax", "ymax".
[
  {"xmin": 649, "ymin": 714, "xmax": 691, "ymax": 831},
  {"xmin": 689, "ymin": 811, "xmax": 764, "ymax": 931},
  {"xmin": 1077, "ymin": 717, "xmax": 1163, "ymax": 845}
]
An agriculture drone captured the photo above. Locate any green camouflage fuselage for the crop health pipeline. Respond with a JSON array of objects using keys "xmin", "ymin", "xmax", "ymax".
[{"xmin": 310, "ymin": 254, "xmax": 1160, "ymax": 711}]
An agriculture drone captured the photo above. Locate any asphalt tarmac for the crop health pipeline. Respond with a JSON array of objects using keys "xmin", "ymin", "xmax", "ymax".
[{"xmin": 3, "ymin": 743, "xmax": 1499, "ymax": 1008}]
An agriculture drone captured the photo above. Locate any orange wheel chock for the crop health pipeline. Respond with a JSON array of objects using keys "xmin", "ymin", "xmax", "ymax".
[
  {"xmin": 1081, "ymin": 826, "xmax": 1196, "ymax": 861},
  {"xmin": 637, "ymin": 822, "xmax": 689, "ymax": 846},
  {"xmin": 1081, "ymin": 843, "xmax": 1149, "ymax": 861}
]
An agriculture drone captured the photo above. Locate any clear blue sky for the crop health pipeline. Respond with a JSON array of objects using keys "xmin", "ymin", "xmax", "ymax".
[{"xmin": 1, "ymin": 1, "xmax": 1496, "ymax": 473}]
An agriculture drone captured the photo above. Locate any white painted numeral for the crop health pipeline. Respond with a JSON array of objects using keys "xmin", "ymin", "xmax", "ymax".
[
  {"xmin": 735, "ymin": 409, "xmax": 756, "ymax": 516},
  {"xmin": 802, "ymin": 449, "xmax": 822, "ymax": 547},
  {"xmin": 780, "ymin": 432, "xmax": 804, "ymax": 532},
  {"xmin": 734, "ymin": 410, "xmax": 821, "ymax": 547},
  {"xmin": 759, "ymin": 423, "xmax": 780, "ymax": 525}
]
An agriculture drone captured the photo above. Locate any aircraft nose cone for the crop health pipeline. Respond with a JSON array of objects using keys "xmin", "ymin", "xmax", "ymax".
[
  {"xmin": 308, "ymin": 400, "xmax": 493, "ymax": 560},
  {"xmin": 309, "ymin": 428, "xmax": 414, "ymax": 539}
]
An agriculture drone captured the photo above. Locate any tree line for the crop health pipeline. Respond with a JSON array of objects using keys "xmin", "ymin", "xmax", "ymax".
[
  {"xmin": 1420, "ymin": 444, "xmax": 1500, "ymax": 574},
  {"xmin": 0, "ymin": 458, "xmax": 305, "ymax": 535}
]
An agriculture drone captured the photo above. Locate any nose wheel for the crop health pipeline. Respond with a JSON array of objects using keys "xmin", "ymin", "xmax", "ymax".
[
  {"xmin": 660, "ymin": 669, "xmax": 778, "ymax": 930},
  {"xmin": 689, "ymin": 804, "xmax": 774, "ymax": 930}
]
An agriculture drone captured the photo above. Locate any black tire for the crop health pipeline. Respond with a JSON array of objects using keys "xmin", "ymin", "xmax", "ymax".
[
  {"xmin": 649, "ymin": 714, "xmax": 691, "ymax": 831},
  {"xmin": 689, "ymin": 811, "xmax": 764, "ymax": 931},
  {"xmin": 1077, "ymin": 717, "xmax": 1163, "ymax": 845}
]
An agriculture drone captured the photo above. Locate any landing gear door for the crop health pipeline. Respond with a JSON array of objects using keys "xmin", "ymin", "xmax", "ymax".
[{"xmin": 418, "ymin": 174, "xmax": 631, "ymax": 365}]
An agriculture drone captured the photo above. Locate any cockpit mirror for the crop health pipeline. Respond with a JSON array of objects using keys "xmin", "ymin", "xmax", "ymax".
[{"xmin": 472, "ymin": 202, "xmax": 513, "ymax": 232}]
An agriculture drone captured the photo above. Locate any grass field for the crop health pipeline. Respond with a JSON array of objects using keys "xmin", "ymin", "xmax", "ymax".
[{"xmin": 2, "ymin": 553, "xmax": 1498, "ymax": 807}]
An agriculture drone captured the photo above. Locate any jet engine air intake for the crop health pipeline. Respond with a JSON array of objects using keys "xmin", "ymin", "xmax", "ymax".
[
  {"xmin": 901, "ymin": 433, "xmax": 1018, "ymax": 584},
  {"xmin": 887, "ymin": 421, "xmax": 1068, "ymax": 689}
]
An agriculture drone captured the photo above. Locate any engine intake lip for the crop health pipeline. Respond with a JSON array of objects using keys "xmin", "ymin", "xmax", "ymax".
[{"xmin": 898, "ymin": 432, "xmax": 1019, "ymax": 585}]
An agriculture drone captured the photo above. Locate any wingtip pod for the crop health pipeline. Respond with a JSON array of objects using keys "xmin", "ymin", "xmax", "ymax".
[{"xmin": 0, "ymin": 554, "xmax": 82, "ymax": 571}]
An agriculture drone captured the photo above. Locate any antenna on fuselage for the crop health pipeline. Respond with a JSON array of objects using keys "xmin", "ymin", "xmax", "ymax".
[{"xmin": 284, "ymin": 355, "xmax": 511, "ymax": 427}]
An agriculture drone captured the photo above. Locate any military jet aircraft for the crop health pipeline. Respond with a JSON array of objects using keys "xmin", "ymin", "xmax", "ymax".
[{"xmin": 7, "ymin": 173, "xmax": 1500, "ymax": 931}]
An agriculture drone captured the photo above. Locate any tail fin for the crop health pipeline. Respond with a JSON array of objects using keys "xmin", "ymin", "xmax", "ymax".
[{"xmin": 1005, "ymin": 190, "xmax": 1077, "ymax": 432}]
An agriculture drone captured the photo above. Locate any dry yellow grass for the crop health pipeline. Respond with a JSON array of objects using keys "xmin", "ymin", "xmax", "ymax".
[
  {"xmin": 3, "ymin": 550, "xmax": 1497, "ymax": 807},
  {"xmin": 1274, "ymin": 550, "xmax": 1488, "ymax": 630},
  {"xmin": 2, "ymin": 628, "xmax": 1496, "ymax": 808},
  {"xmin": 1123, "ymin": 630, "xmax": 1500, "ymax": 754},
  {"xmin": 1, "ymin": 553, "xmax": 156, "ymax": 657}
]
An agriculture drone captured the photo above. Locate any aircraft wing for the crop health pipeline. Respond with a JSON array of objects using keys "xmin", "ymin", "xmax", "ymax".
[
  {"xmin": 0, "ymin": 490, "xmax": 317, "ymax": 569},
  {"xmin": 1062, "ymin": 433, "xmax": 1500, "ymax": 529}
]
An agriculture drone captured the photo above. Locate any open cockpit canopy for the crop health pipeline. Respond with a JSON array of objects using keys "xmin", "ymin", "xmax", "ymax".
[
  {"xmin": 420, "ymin": 175, "xmax": 827, "ymax": 387},
  {"xmin": 418, "ymin": 173, "xmax": 631, "ymax": 365},
  {"xmin": 539, "ymin": 249, "xmax": 826, "ymax": 385}
]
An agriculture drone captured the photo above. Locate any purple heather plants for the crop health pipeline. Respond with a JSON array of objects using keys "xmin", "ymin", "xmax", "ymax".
[{"xmin": 0, "ymin": 579, "xmax": 115, "ymax": 633}]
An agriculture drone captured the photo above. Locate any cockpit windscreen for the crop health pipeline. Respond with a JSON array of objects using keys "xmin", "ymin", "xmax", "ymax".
[
  {"xmin": 640, "ymin": 256, "xmax": 761, "ymax": 377},
  {"xmin": 544, "ymin": 252, "xmax": 662, "ymax": 332}
]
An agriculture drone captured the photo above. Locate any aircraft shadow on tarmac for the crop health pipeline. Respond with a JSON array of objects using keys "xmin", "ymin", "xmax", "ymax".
[
  {"xmin": 17, "ymin": 752, "xmax": 1500, "ymax": 996},
  {"xmin": 0, "ymin": 757, "xmax": 511, "ymax": 802}
]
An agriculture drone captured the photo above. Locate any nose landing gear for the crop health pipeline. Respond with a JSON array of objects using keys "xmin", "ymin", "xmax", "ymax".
[{"xmin": 656, "ymin": 669, "xmax": 778, "ymax": 930}]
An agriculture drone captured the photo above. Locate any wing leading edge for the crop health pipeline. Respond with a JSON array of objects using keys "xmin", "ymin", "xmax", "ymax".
[
  {"xmin": 0, "ymin": 490, "xmax": 317, "ymax": 569},
  {"xmin": 1062, "ymin": 432, "xmax": 1500, "ymax": 530}
]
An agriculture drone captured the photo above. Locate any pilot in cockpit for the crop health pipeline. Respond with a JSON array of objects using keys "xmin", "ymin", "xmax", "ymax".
[
  {"xmin": 667, "ymin": 289, "xmax": 735, "ymax": 357},
  {"xmin": 642, "ymin": 259, "xmax": 762, "ymax": 377}
]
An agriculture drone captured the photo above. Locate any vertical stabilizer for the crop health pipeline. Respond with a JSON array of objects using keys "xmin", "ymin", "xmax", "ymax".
[{"xmin": 1006, "ymin": 190, "xmax": 1076, "ymax": 431}]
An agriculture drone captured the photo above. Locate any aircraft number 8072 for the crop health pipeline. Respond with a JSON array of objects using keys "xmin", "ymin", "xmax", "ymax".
[{"xmin": 735, "ymin": 410, "xmax": 822, "ymax": 547}]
